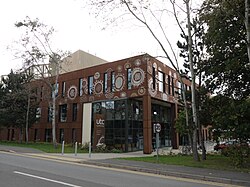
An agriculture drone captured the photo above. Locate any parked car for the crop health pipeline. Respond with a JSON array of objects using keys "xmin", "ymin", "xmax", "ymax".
[{"xmin": 214, "ymin": 140, "xmax": 249, "ymax": 151}]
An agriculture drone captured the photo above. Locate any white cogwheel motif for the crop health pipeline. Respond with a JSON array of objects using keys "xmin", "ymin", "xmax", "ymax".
[
  {"xmin": 68, "ymin": 86, "xmax": 77, "ymax": 100},
  {"xmin": 147, "ymin": 61, "xmax": 152, "ymax": 72},
  {"xmin": 131, "ymin": 68, "xmax": 145, "ymax": 87},
  {"xmin": 115, "ymin": 74, "xmax": 125, "ymax": 91},
  {"xmin": 82, "ymin": 78, "xmax": 88, "ymax": 88},
  {"xmin": 120, "ymin": 92, "xmax": 126, "ymax": 98},
  {"xmin": 148, "ymin": 77, "xmax": 157, "ymax": 97},
  {"xmin": 138, "ymin": 87, "xmax": 146, "ymax": 95},
  {"xmin": 124, "ymin": 62, "xmax": 131, "ymax": 69},
  {"xmin": 153, "ymin": 62, "xmax": 157, "ymax": 69},
  {"xmin": 134, "ymin": 59, "xmax": 141, "ymax": 66},
  {"xmin": 94, "ymin": 72, "xmax": 100, "ymax": 79},
  {"xmin": 93, "ymin": 80, "xmax": 103, "ymax": 96},
  {"xmin": 117, "ymin": 65, "xmax": 123, "ymax": 72}
]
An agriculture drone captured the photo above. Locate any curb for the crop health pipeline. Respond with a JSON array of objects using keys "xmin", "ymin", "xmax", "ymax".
[{"xmin": 81, "ymin": 161, "xmax": 250, "ymax": 187}]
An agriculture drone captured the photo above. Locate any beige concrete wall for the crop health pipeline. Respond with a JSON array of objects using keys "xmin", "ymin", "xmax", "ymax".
[
  {"xmin": 82, "ymin": 103, "xmax": 92, "ymax": 144},
  {"xmin": 60, "ymin": 50, "xmax": 108, "ymax": 74}
]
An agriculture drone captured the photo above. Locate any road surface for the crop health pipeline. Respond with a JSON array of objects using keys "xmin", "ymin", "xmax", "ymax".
[{"xmin": 0, "ymin": 151, "xmax": 233, "ymax": 187}]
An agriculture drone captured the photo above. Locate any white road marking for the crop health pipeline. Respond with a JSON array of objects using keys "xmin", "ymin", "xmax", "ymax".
[
  {"xmin": 2, "ymin": 151, "xmax": 240, "ymax": 187},
  {"xmin": 14, "ymin": 171, "xmax": 82, "ymax": 187}
]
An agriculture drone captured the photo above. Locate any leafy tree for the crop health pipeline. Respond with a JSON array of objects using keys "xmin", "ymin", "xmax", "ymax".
[
  {"xmin": 209, "ymin": 95, "xmax": 250, "ymax": 142},
  {"xmin": 199, "ymin": 0, "xmax": 250, "ymax": 99},
  {"xmin": 0, "ymin": 70, "xmax": 39, "ymax": 142}
]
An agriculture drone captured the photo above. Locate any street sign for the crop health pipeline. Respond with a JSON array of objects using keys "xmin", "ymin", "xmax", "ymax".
[{"xmin": 154, "ymin": 123, "xmax": 161, "ymax": 133}]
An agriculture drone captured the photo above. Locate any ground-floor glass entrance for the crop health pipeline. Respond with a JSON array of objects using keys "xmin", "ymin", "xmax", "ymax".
[{"xmin": 91, "ymin": 98, "xmax": 172, "ymax": 152}]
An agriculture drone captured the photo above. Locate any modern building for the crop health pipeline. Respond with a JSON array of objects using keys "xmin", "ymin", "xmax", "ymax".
[{"xmin": 0, "ymin": 51, "xmax": 203, "ymax": 154}]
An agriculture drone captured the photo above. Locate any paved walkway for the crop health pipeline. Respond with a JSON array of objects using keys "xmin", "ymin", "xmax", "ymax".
[{"xmin": 0, "ymin": 145, "xmax": 249, "ymax": 186}]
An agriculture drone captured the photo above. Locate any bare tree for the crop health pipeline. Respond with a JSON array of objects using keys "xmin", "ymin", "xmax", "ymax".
[
  {"xmin": 87, "ymin": 0, "xmax": 201, "ymax": 160},
  {"xmin": 13, "ymin": 17, "xmax": 70, "ymax": 147}
]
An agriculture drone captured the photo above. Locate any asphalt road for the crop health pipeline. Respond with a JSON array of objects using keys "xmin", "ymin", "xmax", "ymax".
[{"xmin": 0, "ymin": 152, "xmax": 229, "ymax": 187}]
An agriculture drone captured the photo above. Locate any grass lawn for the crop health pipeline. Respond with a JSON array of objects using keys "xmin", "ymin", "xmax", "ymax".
[
  {"xmin": 0, "ymin": 141, "xmax": 88, "ymax": 153},
  {"xmin": 120, "ymin": 154, "xmax": 250, "ymax": 173}
]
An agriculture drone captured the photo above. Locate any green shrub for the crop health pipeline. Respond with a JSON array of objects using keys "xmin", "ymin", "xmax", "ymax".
[{"xmin": 222, "ymin": 145, "xmax": 250, "ymax": 167}]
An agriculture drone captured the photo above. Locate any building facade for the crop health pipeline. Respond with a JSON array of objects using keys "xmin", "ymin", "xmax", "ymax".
[{"xmin": 0, "ymin": 53, "xmax": 195, "ymax": 154}]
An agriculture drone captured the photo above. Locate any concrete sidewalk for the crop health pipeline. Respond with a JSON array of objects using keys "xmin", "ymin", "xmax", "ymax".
[{"xmin": 1, "ymin": 145, "xmax": 250, "ymax": 186}]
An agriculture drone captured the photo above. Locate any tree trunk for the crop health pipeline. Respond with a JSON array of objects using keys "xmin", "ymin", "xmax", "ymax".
[
  {"xmin": 186, "ymin": 0, "xmax": 199, "ymax": 161},
  {"xmin": 198, "ymin": 117, "xmax": 206, "ymax": 160},
  {"xmin": 52, "ymin": 90, "xmax": 57, "ymax": 148},
  {"xmin": 25, "ymin": 94, "xmax": 30, "ymax": 143},
  {"xmin": 245, "ymin": 0, "xmax": 250, "ymax": 63},
  {"xmin": 51, "ymin": 59, "xmax": 60, "ymax": 149},
  {"xmin": 181, "ymin": 81, "xmax": 192, "ymax": 148}
]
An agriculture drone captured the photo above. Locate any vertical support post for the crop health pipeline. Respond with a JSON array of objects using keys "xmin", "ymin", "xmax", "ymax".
[
  {"xmin": 143, "ymin": 95, "xmax": 152, "ymax": 154},
  {"xmin": 89, "ymin": 142, "xmax": 91, "ymax": 158},
  {"xmin": 75, "ymin": 142, "xmax": 77, "ymax": 156},
  {"xmin": 62, "ymin": 141, "xmax": 65, "ymax": 155},
  {"xmin": 156, "ymin": 132, "xmax": 159, "ymax": 162}
]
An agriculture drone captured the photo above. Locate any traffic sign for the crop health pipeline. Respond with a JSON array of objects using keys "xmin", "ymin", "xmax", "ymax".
[{"xmin": 154, "ymin": 123, "xmax": 161, "ymax": 133}]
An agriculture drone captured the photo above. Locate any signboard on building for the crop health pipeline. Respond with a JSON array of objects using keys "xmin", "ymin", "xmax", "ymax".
[{"xmin": 93, "ymin": 114, "xmax": 105, "ymax": 149}]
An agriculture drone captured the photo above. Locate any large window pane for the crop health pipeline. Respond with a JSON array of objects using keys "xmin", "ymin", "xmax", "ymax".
[{"xmin": 59, "ymin": 104, "xmax": 67, "ymax": 122}]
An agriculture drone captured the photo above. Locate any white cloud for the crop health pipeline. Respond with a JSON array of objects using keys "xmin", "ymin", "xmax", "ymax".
[{"xmin": 0, "ymin": 0, "xmax": 197, "ymax": 76}]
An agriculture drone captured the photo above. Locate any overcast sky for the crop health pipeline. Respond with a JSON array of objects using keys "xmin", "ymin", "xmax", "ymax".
[{"xmin": 0, "ymin": 0, "xmax": 197, "ymax": 76}]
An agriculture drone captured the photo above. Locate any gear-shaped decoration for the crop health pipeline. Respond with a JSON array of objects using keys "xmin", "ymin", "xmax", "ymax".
[
  {"xmin": 115, "ymin": 74, "xmax": 125, "ymax": 91},
  {"xmin": 106, "ymin": 68, "xmax": 113, "ymax": 80},
  {"xmin": 124, "ymin": 62, "xmax": 131, "ymax": 70},
  {"xmin": 134, "ymin": 59, "xmax": 141, "ymax": 66},
  {"xmin": 93, "ymin": 80, "xmax": 103, "ymax": 96},
  {"xmin": 117, "ymin": 65, "xmax": 123, "ymax": 72},
  {"xmin": 68, "ymin": 86, "xmax": 77, "ymax": 100},
  {"xmin": 120, "ymin": 92, "xmax": 126, "ymax": 98},
  {"xmin": 130, "ymin": 92, "xmax": 138, "ymax": 97},
  {"xmin": 82, "ymin": 78, "xmax": 88, "ymax": 88},
  {"xmin": 131, "ymin": 67, "xmax": 145, "ymax": 87},
  {"xmin": 138, "ymin": 87, "xmax": 146, "ymax": 95},
  {"xmin": 147, "ymin": 61, "xmax": 152, "ymax": 74},
  {"xmin": 148, "ymin": 77, "xmax": 157, "ymax": 97},
  {"xmin": 94, "ymin": 72, "xmax": 100, "ymax": 79},
  {"xmin": 153, "ymin": 62, "xmax": 157, "ymax": 69}
]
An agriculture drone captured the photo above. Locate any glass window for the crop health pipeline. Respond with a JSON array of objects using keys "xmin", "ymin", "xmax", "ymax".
[
  {"xmin": 152, "ymin": 67, "xmax": 156, "ymax": 90},
  {"xmin": 62, "ymin": 81, "xmax": 66, "ymax": 97},
  {"xmin": 177, "ymin": 81, "xmax": 182, "ymax": 96},
  {"xmin": 79, "ymin": 78, "xmax": 83, "ymax": 96},
  {"xmin": 59, "ymin": 104, "xmax": 67, "ymax": 122},
  {"xmin": 111, "ymin": 71, "xmax": 115, "ymax": 92},
  {"xmin": 88, "ymin": 76, "xmax": 94, "ymax": 95},
  {"xmin": 36, "ymin": 107, "xmax": 41, "ymax": 120},
  {"xmin": 171, "ymin": 77, "xmax": 174, "ymax": 96},
  {"xmin": 158, "ymin": 71, "xmax": 164, "ymax": 92},
  {"xmin": 72, "ymin": 103, "xmax": 77, "ymax": 121},
  {"xmin": 40, "ymin": 86, "xmax": 43, "ymax": 101},
  {"xmin": 127, "ymin": 68, "xmax": 132, "ymax": 90},
  {"xmin": 103, "ymin": 73, "xmax": 108, "ymax": 93},
  {"xmin": 168, "ymin": 75, "xmax": 171, "ymax": 94}
]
